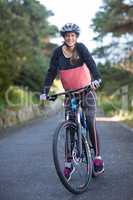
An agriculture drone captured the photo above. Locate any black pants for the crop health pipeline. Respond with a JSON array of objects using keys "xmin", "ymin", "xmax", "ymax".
[{"xmin": 64, "ymin": 90, "xmax": 100, "ymax": 157}]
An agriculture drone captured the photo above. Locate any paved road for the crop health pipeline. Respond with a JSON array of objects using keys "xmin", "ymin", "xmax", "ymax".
[{"xmin": 0, "ymin": 111, "xmax": 133, "ymax": 200}]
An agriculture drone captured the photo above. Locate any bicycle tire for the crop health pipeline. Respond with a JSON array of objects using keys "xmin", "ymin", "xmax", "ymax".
[{"xmin": 53, "ymin": 120, "xmax": 92, "ymax": 194}]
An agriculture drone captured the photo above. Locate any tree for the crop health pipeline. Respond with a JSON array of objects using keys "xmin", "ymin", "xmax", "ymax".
[
  {"xmin": 92, "ymin": 0, "xmax": 133, "ymax": 39},
  {"xmin": 91, "ymin": 0, "xmax": 133, "ymax": 72},
  {"xmin": 0, "ymin": 0, "xmax": 58, "ymax": 95}
]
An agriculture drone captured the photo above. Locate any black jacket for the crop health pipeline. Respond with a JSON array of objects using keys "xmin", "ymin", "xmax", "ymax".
[{"xmin": 43, "ymin": 42, "xmax": 101, "ymax": 94}]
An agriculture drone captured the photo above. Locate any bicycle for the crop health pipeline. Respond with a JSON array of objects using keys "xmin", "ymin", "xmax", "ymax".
[{"xmin": 47, "ymin": 85, "xmax": 97, "ymax": 194}]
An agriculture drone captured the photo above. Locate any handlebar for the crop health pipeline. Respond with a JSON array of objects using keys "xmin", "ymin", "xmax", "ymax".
[{"xmin": 47, "ymin": 85, "xmax": 92, "ymax": 101}]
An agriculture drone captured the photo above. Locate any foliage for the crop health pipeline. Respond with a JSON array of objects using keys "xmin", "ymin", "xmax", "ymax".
[
  {"xmin": 91, "ymin": 0, "xmax": 133, "ymax": 72},
  {"xmin": 0, "ymin": 0, "xmax": 58, "ymax": 95},
  {"xmin": 0, "ymin": 85, "xmax": 40, "ymax": 112},
  {"xmin": 92, "ymin": 0, "xmax": 133, "ymax": 39},
  {"xmin": 98, "ymin": 63, "xmax": 133, "ymax": 119}
]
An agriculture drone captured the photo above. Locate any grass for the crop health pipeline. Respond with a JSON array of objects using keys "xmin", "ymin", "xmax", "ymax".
[
  {"xmin": 118, "ymin": 111, "xmax": 133, "ymax": 128},
  {"xmin": 98, "ymin": 65, "xmax": 133, "ymax": 128},
  {"xmin": 0, "ymin": 97, "xmax": 6, "ymax": 113},
  {"xmin": 0, "ymin": 86, "xmax": 40, "ymax": 112},
  {"xmin": 0, "ymin": 79, "xmax": 63, "ymax": 113}
]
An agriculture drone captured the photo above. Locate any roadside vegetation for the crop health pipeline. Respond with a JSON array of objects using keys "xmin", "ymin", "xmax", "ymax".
[
  {"xmin": 91, "ymin": 0, "xmax": 133, "ymax": 127},
  {"xmin": 97, "ymin": 64, "xmax": 133, "ymax": 127},
  {"xmin": 0, "ymin": 0, "xmax": 58, "ymax": 114}
]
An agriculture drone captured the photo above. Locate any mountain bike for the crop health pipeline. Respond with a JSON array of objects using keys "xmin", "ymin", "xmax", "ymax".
[{"xmin": 47, "ymin": 85, "xmax": 96, "ymax": 194}]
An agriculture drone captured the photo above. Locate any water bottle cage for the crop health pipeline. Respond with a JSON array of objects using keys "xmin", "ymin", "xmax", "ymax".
[{"xmin": 70, "ymin": 97, "xmax": 78, "ymax": 111}]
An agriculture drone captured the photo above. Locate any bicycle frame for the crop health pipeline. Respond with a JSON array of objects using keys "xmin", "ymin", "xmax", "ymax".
[
  {"xmin": 65, "ymin": 95, "xmax": 83, "ymax": 159},
  {"xmin": 48, "ymin": 85, "xmax": 94, "ymax": 194},
  {"xmin": 48, "ymin": 85, "xmax": 91, "ymax": 159}
]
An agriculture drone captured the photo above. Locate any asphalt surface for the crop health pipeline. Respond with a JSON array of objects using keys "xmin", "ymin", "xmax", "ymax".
[{"xmin": 0, "ymin": 111, "xmax": 133, "ymax": 200}]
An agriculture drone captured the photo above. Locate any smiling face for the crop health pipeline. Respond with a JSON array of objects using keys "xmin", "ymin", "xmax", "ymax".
[{"xmin": 64, "ymin": 32, "xmax": 77, "ymax": 48}]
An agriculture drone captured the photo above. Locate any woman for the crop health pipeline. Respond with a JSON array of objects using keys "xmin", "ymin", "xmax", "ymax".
[{"xmin": 40, "ymin": 23, "xmax": 104, "ymax": 179}]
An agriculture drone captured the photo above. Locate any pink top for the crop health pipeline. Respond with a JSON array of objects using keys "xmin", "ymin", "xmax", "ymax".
[{"xmin": 59, "ymin": 64, "xmax": 91, "ymax": 90}]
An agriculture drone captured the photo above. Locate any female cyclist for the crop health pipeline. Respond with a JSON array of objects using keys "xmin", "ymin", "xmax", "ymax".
[{"xmin": 40, "ymin": 23, "xmax": 104, "ymax": 179}]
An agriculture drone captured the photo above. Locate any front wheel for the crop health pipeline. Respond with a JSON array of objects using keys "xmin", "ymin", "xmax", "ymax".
[{"xmin": 53, "ymin": 120, "xmax": 92, "ymax": 194}]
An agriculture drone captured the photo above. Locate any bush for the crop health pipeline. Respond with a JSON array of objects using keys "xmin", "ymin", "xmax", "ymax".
[{"xmin": 1, "ymin": 86, "xmax": 40, "ymax": 112}]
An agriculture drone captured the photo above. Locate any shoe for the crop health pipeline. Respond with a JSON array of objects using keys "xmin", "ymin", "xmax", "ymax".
[
  {"xmin": 64, "ymin": 162, "xmax": 75, "ymax": 181},
  {"xmin": 93, "ymin": 156, "xmax": 104, "ymax": 176}
]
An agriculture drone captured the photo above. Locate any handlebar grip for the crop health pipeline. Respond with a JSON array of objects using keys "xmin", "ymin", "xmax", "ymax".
[{"xmin": 47, "ymin": 95, "xmax": 57, "ymax": 101}]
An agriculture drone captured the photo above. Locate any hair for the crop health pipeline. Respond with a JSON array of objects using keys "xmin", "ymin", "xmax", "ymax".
[{"xmin": 70, "ymin": 46, "xmax": 82, "ymax": 65}]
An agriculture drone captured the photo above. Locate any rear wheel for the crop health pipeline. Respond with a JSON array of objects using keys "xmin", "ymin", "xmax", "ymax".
[{"xmin": 53, "ymin": 120, "xmax": 92, "ymax": 194}]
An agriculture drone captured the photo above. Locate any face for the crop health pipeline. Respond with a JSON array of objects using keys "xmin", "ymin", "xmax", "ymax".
[{"xmin": 64, "ymin": 32, "xmax": 77, "ymax": 48}]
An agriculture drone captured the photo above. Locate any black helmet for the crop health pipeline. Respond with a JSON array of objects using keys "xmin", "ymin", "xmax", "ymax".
[{"xmin": 60, "ymin": 23, "xmax": 80, "ymax": 37}]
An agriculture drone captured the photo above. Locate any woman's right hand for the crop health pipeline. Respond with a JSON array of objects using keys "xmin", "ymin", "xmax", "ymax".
[{"xmin": 91, "ymin": 79, "xmax": 102, "ymax": 90}]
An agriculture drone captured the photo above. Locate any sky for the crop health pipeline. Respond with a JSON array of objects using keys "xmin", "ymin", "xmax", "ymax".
[{"xmin": 38, "ymin": 0, "xmax": 103, "ymax": 50}]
